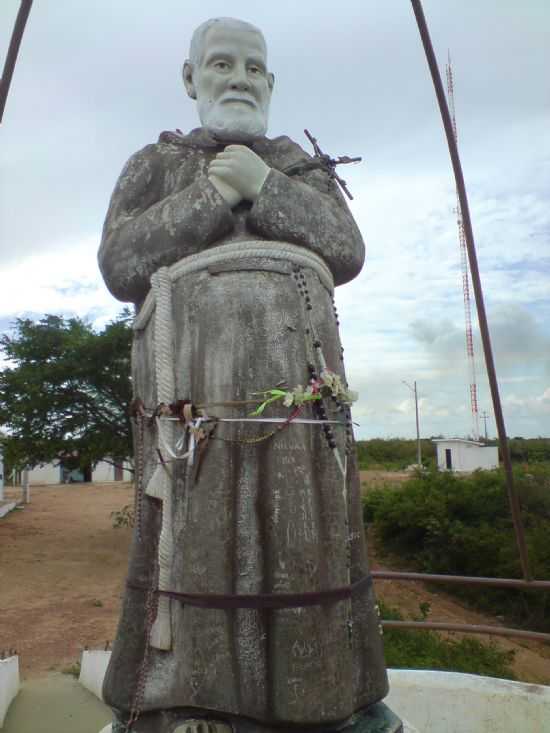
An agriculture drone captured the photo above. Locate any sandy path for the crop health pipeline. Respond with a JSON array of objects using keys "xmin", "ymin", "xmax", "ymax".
[{"xmin": 0, "ymin": 483, "xmax": 133, "ymax": 678}]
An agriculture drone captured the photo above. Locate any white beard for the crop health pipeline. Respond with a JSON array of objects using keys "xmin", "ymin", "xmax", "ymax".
[{"xmin": 198, "ymin": 100, "xmax": 269, "ymax": 142}]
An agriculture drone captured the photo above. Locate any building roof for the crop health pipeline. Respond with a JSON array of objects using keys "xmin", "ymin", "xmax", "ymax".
[{"xmin": 432, "ymin": 438, "xmax": 485, "ymax": 447}]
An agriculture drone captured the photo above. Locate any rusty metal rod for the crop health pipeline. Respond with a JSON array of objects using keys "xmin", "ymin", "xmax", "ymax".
[
  {"xmin": 0, "ymin": 0, "xmax": 34, "ymax": 124},
  {"xmin": 409, "ymin": 0, "xmax": 532, "ymax": 580},
  {"xmin": 382, "ymin": 619, "xmax": 550, "ymax": 643},
  {"xmin": 373, "ymin": 570, "xmax": 550, "ymax": 590}
]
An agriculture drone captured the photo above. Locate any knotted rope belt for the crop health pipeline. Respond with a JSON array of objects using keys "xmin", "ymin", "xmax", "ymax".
[{"xmin": 127, "ymin": 574, "xmax": 371, "ymax": 610}]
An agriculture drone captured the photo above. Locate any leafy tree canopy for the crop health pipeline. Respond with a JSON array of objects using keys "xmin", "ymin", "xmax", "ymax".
[{"xmin": 0, "ymin": 310, "xmax": 133, "ymax": 471}]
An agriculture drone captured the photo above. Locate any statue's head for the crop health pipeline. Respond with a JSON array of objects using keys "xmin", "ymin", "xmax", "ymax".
[{"xmin": 183, "ymin": 17, "xmax": 275, "ymax": 142}]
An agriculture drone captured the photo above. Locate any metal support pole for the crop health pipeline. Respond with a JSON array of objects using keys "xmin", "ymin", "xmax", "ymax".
[
  {"xmin": 22, "ymin": 468, "xmax": 30, "ymax": 504},
  {"xmin": 414, "ymin": 381, "xmax": 421, "ymax": 465},
  {"xmin": 372, "ymin": 570, "xmax": 550, "ymax": 590},
  {"xmin": 480, "ymin": 411, "xmax": 489, "ymax": 442},
  {"xmin": 410, "ymin": 0, "xmax": 531, "ymax": 579},
  {"xmin": 382, "ymin": 619, "xmax": 550, "ymax": 643},
  {"xmin": 403, "ymin": 380, "xmax": 422, "ymax": 466},
  {"xmin": 0, "ymin": 0, "xmax": 34, "ymax": 124}
]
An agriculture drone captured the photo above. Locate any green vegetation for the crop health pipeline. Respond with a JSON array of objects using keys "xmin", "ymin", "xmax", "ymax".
[
  {"xmin": 62, "ymin": 659, "xmax": 81, "ymax": 678},
  {"xmin": 380, "ymin": 601, "xmax": 516, "ymax": 679},
  {"xmin": 508, "ymin": 437, "xmax": 550, "ymax": 464},
  {"xmin": 364, "ymin": 466, "xmax": 550, "ymax": 631},
  {"xmin": 111, "ymin": 504, "xmax": 135, "ymax": 529},
  {"xmin": 356, "ymin": 437, "xmax": 550, "ymax": 471},
  {"xmin": 0, "ymin": 311, "xmax": 133, "ymax": 474},
  {"xmin": 356, "ymin": 438, "xmax": 437, "ymax": 470}
]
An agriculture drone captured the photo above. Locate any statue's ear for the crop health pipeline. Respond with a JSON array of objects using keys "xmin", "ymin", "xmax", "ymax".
[
  {"xmin": 267, "ymin": 72, "xmax": 275, "ymax": 92},
  {"xmin": 182, "ymin": 61, "xmax": 196, "ymax": 100}
]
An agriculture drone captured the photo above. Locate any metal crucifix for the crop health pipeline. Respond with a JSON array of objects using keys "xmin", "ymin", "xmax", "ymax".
[{"xmin": 304, "ymin": 129, "xmax": 362, "ymax": 200}]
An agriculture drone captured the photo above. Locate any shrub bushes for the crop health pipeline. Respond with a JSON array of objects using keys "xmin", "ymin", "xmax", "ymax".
[
  {"xmin": 379, "ymin": 601, "xmax": 516, "ymax": 679},
  {"xmin": 364, "ymin": 466, "xmax": 550, "ymax": 631},
  {"xmin": 356, "ymin": 437, "xmax": 550, "ymax": 471},
  {"xmin": 356, "ymin": 438, "xmax": 436, "ymax": 470}
]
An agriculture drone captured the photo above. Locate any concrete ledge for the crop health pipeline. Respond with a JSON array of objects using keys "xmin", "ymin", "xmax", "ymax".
[
  {"xmin": 79, "ymin": 650, "xmax": 110, "ymax": 702},
  {"xmin": 0, "ymin": 503, "xmax": 17, "ymax": 520},
  {"xmin": 0, "ymin": 656, "xmax": 20, "ymax": 728},
  {"xmin": 386, "ymin": 669, "xmax": 550, "ymax": 733}
]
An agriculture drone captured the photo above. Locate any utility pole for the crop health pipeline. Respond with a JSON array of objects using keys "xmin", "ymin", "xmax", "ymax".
[
  {"xmin": 403, "ymin": 380, "xmax": 421, "ymax": 466},
  {"xmin": 480, "ymin": 411, "xmax": 490, "ymax": 442}
]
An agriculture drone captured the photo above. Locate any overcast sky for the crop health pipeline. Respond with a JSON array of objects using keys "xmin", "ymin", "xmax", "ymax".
[{"xmin": 1, "ymin": 0, "xmax": 548, "ymax": 440}]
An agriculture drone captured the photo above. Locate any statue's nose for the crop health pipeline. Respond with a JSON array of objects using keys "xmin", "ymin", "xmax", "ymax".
[{"xmin": 229, "ymin": 65, "xmax": 250, "ymax": 91}]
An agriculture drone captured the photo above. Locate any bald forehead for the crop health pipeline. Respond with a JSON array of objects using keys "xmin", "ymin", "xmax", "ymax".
[
  {"xmin": 190, "ymin": 19, "xmax": 268, "ymax": 67},
  {"xmin": 201, "ymin": 25, "xmax": 267, "ymax": 66}
]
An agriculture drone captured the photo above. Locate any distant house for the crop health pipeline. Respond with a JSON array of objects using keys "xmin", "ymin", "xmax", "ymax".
[
  {"xmin": 433, "ymin": 438, "xmax": 499, "ymax": 473},
  {"xmin": 27, "ymin": 459, "xmax": 131, "ymax": 485}
]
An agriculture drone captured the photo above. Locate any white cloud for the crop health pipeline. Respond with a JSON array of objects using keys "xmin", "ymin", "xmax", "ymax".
[
  {"xmin": 0, "ymin": 237, "xmax": 121, "ymax": 328},
  {"xmin": 504, "ymin": 388, "xmax": 550, "ymax": 417}
]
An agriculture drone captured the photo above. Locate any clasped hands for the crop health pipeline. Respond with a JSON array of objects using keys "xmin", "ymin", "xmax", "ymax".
[{"xmin": 208, "ymin": 145, "xmax": 270, "ymax": 209}]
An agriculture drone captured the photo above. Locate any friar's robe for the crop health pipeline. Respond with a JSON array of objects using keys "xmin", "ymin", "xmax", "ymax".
[{"xmin": 98, "ymin": 128, "xmax": 388, "ymax": 727}]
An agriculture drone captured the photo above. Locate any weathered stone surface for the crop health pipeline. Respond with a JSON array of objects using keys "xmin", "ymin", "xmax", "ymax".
[
  {"xmin": 98, "ymin": 16, "xmax": 390, "ymax": 733},
  {"xmin": 98, "ymin": 129, "xmax": 365, "ymax": 305}
]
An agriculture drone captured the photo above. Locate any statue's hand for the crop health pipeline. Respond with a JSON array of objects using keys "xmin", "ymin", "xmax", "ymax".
[
  {"xmin": 208, "ymin": 173, "xmax": 243, "ymax": 209},
  {"xmin": 208, "ymin": 145, "xmax": 270, "ymax": 202}
]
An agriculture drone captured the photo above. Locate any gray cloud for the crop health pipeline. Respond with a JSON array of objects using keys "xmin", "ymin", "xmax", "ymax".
[{"xmin": 1, "ymin": 0, "xmax": 548, "ymax": 437}]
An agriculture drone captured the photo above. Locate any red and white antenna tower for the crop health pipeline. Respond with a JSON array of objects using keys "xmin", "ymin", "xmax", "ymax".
[{"xmin": 446, "ymin": 53, "xmax": 480, "ymax": 441}]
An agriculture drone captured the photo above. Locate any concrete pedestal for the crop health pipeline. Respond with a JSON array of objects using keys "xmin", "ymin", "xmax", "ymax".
[
  {"xmin": 107, "ymin": 702, "xmax": 402, "ymax": 733},
  {"xmin": 340, "ymin": 703, "xmax": 403, "ymax": 733}
]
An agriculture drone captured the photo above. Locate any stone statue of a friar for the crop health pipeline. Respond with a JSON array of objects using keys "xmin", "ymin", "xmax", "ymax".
[{"xmin": 99, "ymin": 17, "xmax": 399, "ymax": 733}]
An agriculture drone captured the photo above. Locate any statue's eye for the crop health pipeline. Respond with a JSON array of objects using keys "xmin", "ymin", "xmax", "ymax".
[
  {"xmin": 248, "ymin": 66, "xmax": 262, "ymax": 75},
  {"xmin": 213, "ymin": 61, "xmax": 230, "ymax": 71}
]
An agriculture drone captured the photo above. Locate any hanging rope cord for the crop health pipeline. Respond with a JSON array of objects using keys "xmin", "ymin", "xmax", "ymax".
[{"xmin": 145, "ymin": 268, "xmax": 176, "ymax": 651}]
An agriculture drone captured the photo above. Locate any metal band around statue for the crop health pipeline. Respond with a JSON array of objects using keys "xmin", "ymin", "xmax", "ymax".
[{"xmin": 97, "ymin": 16, "xmax": 392, "ymax": 733}]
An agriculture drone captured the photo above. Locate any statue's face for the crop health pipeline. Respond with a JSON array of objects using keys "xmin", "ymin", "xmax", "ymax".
[{"xmin": 185, "ymin": 24, "xmax": 274, "ymax": 141}]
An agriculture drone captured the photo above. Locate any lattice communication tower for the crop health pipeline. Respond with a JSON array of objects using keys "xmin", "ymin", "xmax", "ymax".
[{"xmin": 446, "ymin": 53, "xmax": 480, "ymax": 441}]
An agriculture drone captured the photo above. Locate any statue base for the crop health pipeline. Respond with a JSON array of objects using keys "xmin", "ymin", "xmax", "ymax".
[{"xmin": 109, "ymin": 703, "xmax": 403, "ymax": 733}]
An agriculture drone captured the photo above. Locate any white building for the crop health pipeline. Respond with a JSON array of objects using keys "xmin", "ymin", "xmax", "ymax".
[
  {"xmin": 27, "ymin": 460, "xmax": 131, "ymax": 485},
  {"xmin": 433, "ymin": 439, "xmax": 499, "ymax": 473},
  {"xmin": 27, "ymin": 463, "xmax": 62, "ymax": 485}
]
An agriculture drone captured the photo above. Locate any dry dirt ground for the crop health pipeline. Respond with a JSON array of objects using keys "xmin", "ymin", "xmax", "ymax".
[
  {"xmin": 0, "ymin": 482, "xmax": 133, "ymax": 679},
  {"xmin": 0, "ymin": 478, "xmax": 549, "ymax": 685}
]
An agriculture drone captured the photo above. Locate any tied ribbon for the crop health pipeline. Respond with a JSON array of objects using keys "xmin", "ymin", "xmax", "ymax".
[{"xmin": 156, "ymin": 409, "xmax": 209, "ymax": 467}]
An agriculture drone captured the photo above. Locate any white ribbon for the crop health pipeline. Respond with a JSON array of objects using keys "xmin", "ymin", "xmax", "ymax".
[{"xmin": 156, "ymin": 416, "xmax": 204, "ymax": 465}]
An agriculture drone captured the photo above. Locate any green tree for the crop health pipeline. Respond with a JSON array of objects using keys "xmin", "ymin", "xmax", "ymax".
[{"xmin": 0, "ymin": 311, "xmax": 133, "ymax": 473}]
